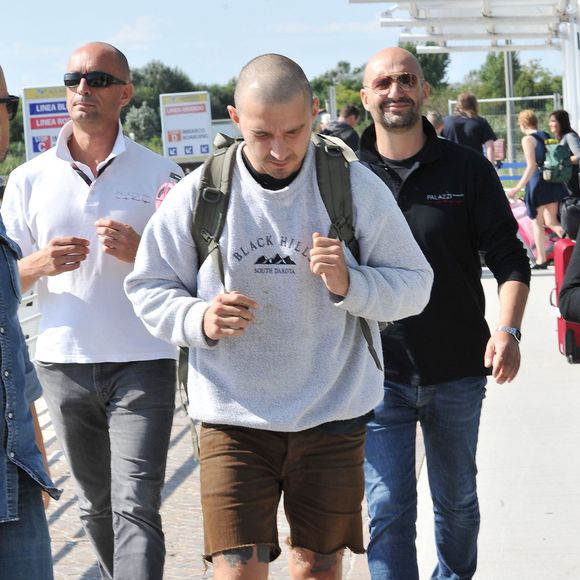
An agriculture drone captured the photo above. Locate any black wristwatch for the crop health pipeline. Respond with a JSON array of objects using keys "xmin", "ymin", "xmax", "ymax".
[{"xmin": 496, "ymin": 325, "xmax": 521, "ymax": 343}]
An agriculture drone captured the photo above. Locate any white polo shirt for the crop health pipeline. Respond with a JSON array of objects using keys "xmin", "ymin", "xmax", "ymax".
[{"xmin": 1, "ymin": 122, "xmax": 183, "ymax": 363}]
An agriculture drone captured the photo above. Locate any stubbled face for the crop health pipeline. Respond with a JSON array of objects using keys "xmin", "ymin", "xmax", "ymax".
[
  {"xmin": 360, "ymin": 50, "xmax": 429, "ymax": 132},
  {"xmin": 66, "ymin": 44, "xmax": 133, "ymax": 129},
  {"xmin": 228, "ymin": 91, "xmax": 318, "ymax": 180},
  {"xmin": 549, "ymin": 115, "xmax": 561, "ymax": 137}
]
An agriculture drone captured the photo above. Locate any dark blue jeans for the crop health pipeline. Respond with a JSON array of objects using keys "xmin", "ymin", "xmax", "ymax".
[
  {"xmin": 0, "ymin": 468, "xmax": 53, "ymax": 579},
  {"xmin": 365, "ymin": 376, "xmax": 487, "ymax": 580},
  {"xmin": 36, "ymin": 359, "xmax": 176, "ymax": 580}
]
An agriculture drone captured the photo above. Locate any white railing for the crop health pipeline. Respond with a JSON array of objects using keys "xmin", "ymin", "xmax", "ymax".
[{"xmin": 18, "ymin": 288, "xmax": 40, "ymax": 359}]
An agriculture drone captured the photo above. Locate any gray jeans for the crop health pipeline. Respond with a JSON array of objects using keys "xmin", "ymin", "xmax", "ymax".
[{"xmin": 36, "ymin": 359, "xmax": 176, "ymax": 580}]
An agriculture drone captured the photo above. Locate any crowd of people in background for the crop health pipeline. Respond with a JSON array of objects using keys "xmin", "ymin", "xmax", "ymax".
[{"xmin": 0, "ymin": 40, "xmax": 578, "ymax": 580}]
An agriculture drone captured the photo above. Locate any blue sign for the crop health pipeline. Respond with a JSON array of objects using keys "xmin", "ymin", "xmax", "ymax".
[
  {"xmin": 200, "ymin": 144, "xmax": 210, "ymax": 154},
  {"xmin": 184, "ymin": 146, "xmax": 193, "ymax": 155},
  {"xmin": 32, "ymin": 136, "xmax": 52, "ymax": 153},
  {"xmin": 168, "ymin": 147, "xmax": 178, "ymax": 157},
  {"xmin": 29, "ymin": 101, "xmax": 68, "ymax": 116}
]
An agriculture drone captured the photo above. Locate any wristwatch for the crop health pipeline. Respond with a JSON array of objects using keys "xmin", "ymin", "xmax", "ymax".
[{"xmin": 496, "ymin": 325, "xmax": 521, "ymax": 343}]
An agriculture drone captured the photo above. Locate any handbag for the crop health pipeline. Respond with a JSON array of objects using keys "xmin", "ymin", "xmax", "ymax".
[{"xmin": 560, "ymin": 196, "xmax": 580, "ymax": 240}]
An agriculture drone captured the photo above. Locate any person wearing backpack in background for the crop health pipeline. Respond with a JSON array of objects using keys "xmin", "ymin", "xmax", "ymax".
[
  {"xmin": 507, "ymin": 109, "xmax": 567, "ymax": 269},
  {"xmin": 321, "ymin": 104, "xmax": 361, "ymax": 151},
  {"xmin": 549, "ymin": 109, "xmax": 580, "ymax": 197},
  {"xmin": 126, "ymin": 53, "xmax": 433, "ymax": 580}
]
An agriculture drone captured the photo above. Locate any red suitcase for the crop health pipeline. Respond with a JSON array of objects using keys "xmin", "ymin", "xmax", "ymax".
[{"xmin": 552, "ymin": 238, "xmax": 580, "ymax": 363}]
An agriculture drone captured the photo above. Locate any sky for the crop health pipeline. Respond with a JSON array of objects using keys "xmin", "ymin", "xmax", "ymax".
[{"xmin": 1, "ymin": 0, "xmax": 562, "ymax": 98}]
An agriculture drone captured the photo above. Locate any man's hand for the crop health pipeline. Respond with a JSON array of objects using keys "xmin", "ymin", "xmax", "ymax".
[
  {"xmin": 309, "ymin": 232, "xmax": 350, "ymax": 297},
  {"xmin": 20, "ymin": 236, "xmax": 90, "ymax": 288},
  {"xmin": 203, "ymin": 291, "xmax": 258, "ymax": 341},
  {"xmin": 95, "ymin": 218, "xmax": 140, "ymax": 263},
  {"xmin": 484, "ymin": 330, "xmax": 521, "ymax": 384}
]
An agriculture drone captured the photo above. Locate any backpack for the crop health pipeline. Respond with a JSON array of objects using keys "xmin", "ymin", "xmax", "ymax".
[
  {"xmin": 191, "ymin": 132, "xmax": 382, "ymax": 371},
  {"xmin": 533, "ymin": 133, "xmax": 573, "ymax": 183}
]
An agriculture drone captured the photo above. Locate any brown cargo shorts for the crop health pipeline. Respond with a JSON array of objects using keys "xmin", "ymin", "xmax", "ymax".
[{"xmin": 199, "ymin": 422, "xmax": 366, "ymax": 562}]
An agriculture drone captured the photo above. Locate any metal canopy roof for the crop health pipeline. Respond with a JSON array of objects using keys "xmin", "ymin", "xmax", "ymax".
[
  {"xmin": 350, "ymin": 0, "xmax": 577, "ymax": 53},
  {"xmin": 350, "ymin": 1, "xmax": 580, "ymax": 126}
]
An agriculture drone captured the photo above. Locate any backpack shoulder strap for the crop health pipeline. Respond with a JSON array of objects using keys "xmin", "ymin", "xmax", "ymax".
[
  {"xmin": 192, "ymin": 133, "xmax": 241, "ymax": 287},
  {"xmin": 311, "ymin": 133, "xmax": 359, "ymax": 261},
  {"xmin": 530, "ymin": 132, "xmax": 547, "ymax": 165},
  {"xmin": 311, "ymin": 133, "xmax": 383, "ymax": 371}
]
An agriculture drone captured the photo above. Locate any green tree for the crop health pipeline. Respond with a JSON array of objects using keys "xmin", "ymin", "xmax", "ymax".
[
  {"xmin": 399, "ymin": 42, "xmax": 450, "ymax": 88},
  {"xmin": 463, "ymin": 52, "xmax": 522, "ymax": 98},
  {"xmin": 130, "ymin": 60, "xmax": 194, "ymax": 116},
  {"xmin": 514, "ymin": 59, "xmax": 562, "ymax": 97},
  {"xmin": 311, "ymin": 61, "xmax": 365, "ymax": 110},
  {"xmin": 203, "ymin": 79, "xmax": 236, "ymax": 119},
  {"xmin": 124, "ymin": 102, "xmax": 160, "ymax": 142}
]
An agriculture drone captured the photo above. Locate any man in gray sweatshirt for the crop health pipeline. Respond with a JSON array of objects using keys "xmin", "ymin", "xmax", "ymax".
[{"xmin": 125, "ymin": 53, "xmax": 433, "ymax": 580}]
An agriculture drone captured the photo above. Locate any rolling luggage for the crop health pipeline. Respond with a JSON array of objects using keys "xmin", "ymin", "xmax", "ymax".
[
  {"xmin": 552, "ymin": 238, "xmax": 580, "ymax": 363},
  {"xmin": 510, "ymin": 198, "xmax": 558, "ymax": 262}
]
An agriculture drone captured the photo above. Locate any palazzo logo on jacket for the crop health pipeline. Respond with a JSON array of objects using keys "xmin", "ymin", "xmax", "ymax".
[{"xmin": 425, "ymin": 192, "xmax": 465, "ymax": 204}]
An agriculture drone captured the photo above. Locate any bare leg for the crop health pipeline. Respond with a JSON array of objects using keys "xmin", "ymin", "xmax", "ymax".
[
  {"xmin": 541, "ymin": 202, "xmax": 565, "ymax": 238},
  {"xmin": 288, "ymin": 547, "xmax": 344, "ymax": 580},
  {"xmin": 532, "ymin": 213, "xmax": 548, "ymax": 264},
  {"xmin": 213, "ymin": 545, "xmax": 270, "ymax": 580}
]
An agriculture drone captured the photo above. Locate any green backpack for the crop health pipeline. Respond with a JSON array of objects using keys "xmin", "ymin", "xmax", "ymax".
[
  {"xmin": 190, "ymin": 132, "xmax": 382, "ymax": 371},
  {"xmin": 534, "ymin": 133, "xmax": 573, "ymax": 183}
]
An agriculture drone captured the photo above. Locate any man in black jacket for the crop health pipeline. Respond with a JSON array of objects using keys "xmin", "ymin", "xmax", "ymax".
[{"xmin": 358, "ymin": 47, "xmax": 531, "ymax": 580}]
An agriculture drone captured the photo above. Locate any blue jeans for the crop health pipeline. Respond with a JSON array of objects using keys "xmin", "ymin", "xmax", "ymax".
[
  {"xmin": 365, "ymin": 376, "xmax": 487, "ymax": 580},
  {"xmin": 0, "ymin": 468, "xmax": 53, "ymax": 579},
  {"xmin": 36, "ymin": 360, "xmax": 176, "ymax": 580}
]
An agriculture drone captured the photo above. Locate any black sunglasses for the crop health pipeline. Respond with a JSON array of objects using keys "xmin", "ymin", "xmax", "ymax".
[
  {"xmin": 64, "ymin": 71, "xmax": 128, "ymax": 89},
  {"xmin": 0, "ymin": 95, "xmax": 20, "ymax": 121}
]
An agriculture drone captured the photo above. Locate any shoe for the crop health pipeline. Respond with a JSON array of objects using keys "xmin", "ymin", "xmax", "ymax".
[{"xmin": 531, "ymin": 261, "xmax": 549, "ymax": 270}]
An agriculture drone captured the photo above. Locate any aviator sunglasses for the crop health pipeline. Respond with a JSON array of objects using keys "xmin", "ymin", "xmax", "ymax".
[
  {"xmin": 365, "ymin": 72, "xmax": 422, "ymax": 96},
  {"xmin": 0, "ymin": 95, "xmax": 20, "ymax": 121},
  {"xmin": 64, "ymin": 71, "xmax": 128, "ymax": 89}
]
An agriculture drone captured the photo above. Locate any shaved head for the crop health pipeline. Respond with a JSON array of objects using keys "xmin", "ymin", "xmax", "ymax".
[
  {"xmin": 68, "ymin": 42, "xmax": 130, "ymax": 81},
  {"xmin": 234, "ymin": 53, "xmax": 312, "ymax": 111},
  {"xmin": 361, "ymin": 46, "xmax": 429, "ymax": 133},
  {"xmin": 363, "ymin": 47, "xmax": 423, "ymax": 87}
]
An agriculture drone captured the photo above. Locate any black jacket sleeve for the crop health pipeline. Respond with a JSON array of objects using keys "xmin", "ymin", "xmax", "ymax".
[
  {"xmin": 559, "ymin": 241, "xmax": 580, "ymax": 323},
  {"xmin": 472, "ymin": 157, "xmax": 531, "ymax": 287}
]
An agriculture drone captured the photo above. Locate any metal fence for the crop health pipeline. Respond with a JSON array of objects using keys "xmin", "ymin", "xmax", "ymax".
[{"xmin": 448, "ymin": 94, "xmax": 562, "ymax": 163}]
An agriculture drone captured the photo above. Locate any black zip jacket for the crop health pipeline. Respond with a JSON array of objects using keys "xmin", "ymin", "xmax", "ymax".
[{"xmin": 358, "ymin": 119, "xmax": 531, "ymax": 386}]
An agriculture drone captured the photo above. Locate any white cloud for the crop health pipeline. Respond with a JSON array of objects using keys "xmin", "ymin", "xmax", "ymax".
[{"xmin": 108, "ymin": 15, "xmax": 161, "ymax": 51}]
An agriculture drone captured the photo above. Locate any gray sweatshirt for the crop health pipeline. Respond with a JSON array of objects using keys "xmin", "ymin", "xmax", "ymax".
[{"xmin": 125, "ymin": 143, "xmax": 433, "ymax": 431}]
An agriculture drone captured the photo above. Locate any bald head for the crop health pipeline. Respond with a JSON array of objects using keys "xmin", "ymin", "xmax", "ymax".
[
  {"xmin": 68, "ymin": 42, "xmax": 130, "ymax": 81},
  {"xmin": 364, "ymin": 47, "xmax": 423, "ymax": 87},
  {"xmin": 234, "ymin": 53, "xmax": 312, "ymax": 111}
]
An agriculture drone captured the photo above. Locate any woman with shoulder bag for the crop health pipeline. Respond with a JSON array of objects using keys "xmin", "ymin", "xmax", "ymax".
[
  {"xmin": 549, "ymin": 110, "xmax": 580, "ymax": 240},
  {"xmin": 506, "ymin": 109, "xmax": 566, "ymax": 269}
]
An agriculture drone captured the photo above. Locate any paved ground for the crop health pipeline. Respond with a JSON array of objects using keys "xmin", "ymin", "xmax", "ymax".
[
  {"xmin": 37, "ymin": 266, "xmax": 580, "ymax": 579},
  {"xmin": 40, "ymin": 390, "xmax": 370, "ymax": 579}
]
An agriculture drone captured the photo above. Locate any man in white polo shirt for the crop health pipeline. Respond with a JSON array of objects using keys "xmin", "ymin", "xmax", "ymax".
[{"xmin": 1, "ymin": 42, "xmax": 183, "ymax": 579}]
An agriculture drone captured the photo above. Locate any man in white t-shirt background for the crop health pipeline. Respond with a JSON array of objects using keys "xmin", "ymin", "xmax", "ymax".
[{"xmin": 1, "ymin": 42, "xmax": 183, "ymax": 579}]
